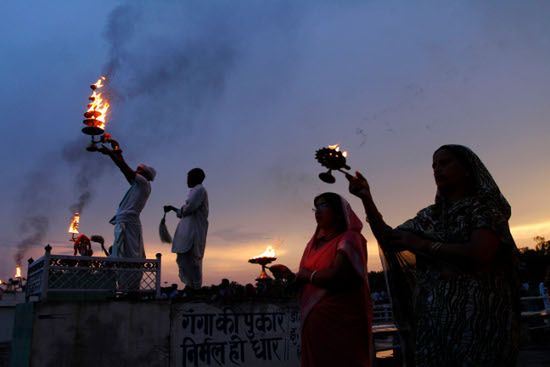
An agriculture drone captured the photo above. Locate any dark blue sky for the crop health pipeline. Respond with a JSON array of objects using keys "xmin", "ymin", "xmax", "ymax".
[{"xmin": 1, "ymin": 1, "xmax": 549, "ymax": 284}]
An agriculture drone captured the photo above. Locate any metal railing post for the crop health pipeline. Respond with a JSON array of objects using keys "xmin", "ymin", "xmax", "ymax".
[
  {"xmin": 25, "ymin": 257, "xmax": 34, "ymax": 302},
  {"xmin": 155, "ymin": 253, "xmax": 162, "ymax": 299},
  {"xmin": 39, "ymin": 244, "xmax": 52, "ymax": 301}
]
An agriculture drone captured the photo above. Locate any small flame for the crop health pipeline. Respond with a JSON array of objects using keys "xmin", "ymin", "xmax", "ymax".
[
  {"xmin": 68, "ymin": 213, "xmax": 80, "ymax": 234},
  {"xmin": 328, "ymin": 144, "xmax": 348, "ymax": 158},
  {"xmin": 252, "ymin": 245, "xmax": 276, "ymax": 259},
  {"xmin": 15, "ymin": 265, "xmax": 21, "ymax": 278},
  {"xmin": 92, "ymin": 76, "xmax": 106, "ymax": 89},
  {"xmin": 86, "ymin": 76, "xmax": 110, "ymax": 129}
]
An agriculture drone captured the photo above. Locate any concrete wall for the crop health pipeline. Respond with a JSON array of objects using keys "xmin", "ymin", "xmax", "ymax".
[
  {"xmin": 0, "ymin": 309, "xmax": 15, "ymax": 344},
  {"xmin": 12, "ymin": 300, "xmax": 300, "ymax": 367},
  {"xmin": 16, "ymin": 301, "xmax": 170, "ymax": 367},
  {"xmin": 0, "ymin": 293, "xmax": 25, "ymax": 343}
]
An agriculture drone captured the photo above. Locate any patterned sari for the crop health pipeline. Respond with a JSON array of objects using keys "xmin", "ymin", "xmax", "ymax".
[
  {"xmin": 382, "ymin": 145, "xmax": 520, "ymax": 366},
  {"xmin": 299, "ymin": 195, "xmax": 373, "ymax": 367}
]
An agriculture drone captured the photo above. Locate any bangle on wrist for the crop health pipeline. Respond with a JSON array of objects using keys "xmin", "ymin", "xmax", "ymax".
[{"xmin": 310, "ymin": 270, "xmax": 318, "ymax": 283}]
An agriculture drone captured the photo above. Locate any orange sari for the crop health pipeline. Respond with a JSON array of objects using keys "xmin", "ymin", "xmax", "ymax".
[{"xmin": 299, "ymin": 196, "xmax": 373, "ymax": 367}]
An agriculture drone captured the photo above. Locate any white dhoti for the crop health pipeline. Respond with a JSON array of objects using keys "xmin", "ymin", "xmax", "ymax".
[
  {"xmin": 112, "ymin": 222, "xmax": 145, "ymax": 259},
  {"xmin": 176, "ymin": 244, "xmax": 205, "ymax": 289},
  {"xmin": 111, "ymin": 221, "xmax": 145, "ymax": 291}
]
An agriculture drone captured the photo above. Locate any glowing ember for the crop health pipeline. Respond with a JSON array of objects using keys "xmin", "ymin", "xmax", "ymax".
[
  {"xmin": 251, "ymin": 245, "xmax": 276, "ymax": 260},
  {"xmin": 68, "ymin": 213, "xmax": 80, "ymax": 234},
  {"xmin": 15, "ymin": 265, "xmax": 21, "ymax": 278}
]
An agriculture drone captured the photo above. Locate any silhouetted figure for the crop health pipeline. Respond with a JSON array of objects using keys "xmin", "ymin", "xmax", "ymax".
[
  {"xmin": 73, "ymin": 234, "xmax": 93, "ymax": 256},
  {"xmin": 347, "ymin": 144, "xmax": 520, "ymax": 366},
  {"xmin": 97, "ymin": 143, "xmax": 155, "ymax": 260},
  {"xmin": 164, "ymin": 168, "xmax": 209, "ymax": 290},
  {"xmin": 273, "ymin": 193, "xmax": 373, "ymax": 367},
  {"xmin": 97, "ymin": 142, "xmax": 155, "ymax": 291}
]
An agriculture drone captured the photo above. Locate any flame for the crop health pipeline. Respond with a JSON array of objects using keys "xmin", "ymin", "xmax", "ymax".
[
  {"xmin": 15, "ymin": 265, "xmax": 21, "ymax": 278},
  {"xmin": 68, "ymin": 212, "xmax": 80, "ymax": 234},
  {"xmin": 328, "ymin": 144, "xmax": 348, "ymax": 158},
  {"xmin": 86, "ymin": 76, "xmax": 110, "ymax": 129},
  {"xmin": 252, "ymin": 245, "xmax": 277, "ymax": 259},
  {"xmin": 93, "ymin": 76, "xmax": 106, "ymax": 89}
]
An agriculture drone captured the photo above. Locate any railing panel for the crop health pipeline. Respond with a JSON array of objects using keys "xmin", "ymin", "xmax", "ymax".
[{"xmin": 25, "ymin": 250, "xmax": 162, "ymax": 301}]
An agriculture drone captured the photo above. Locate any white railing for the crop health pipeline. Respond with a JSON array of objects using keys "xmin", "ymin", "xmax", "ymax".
[{"xmin": 26, "ymin": 245, "xmax": 162, "ymax": 301}]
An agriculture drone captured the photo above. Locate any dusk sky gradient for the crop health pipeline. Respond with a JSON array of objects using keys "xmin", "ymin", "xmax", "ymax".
[{"xmin": 1, "ymin": 1, "xmax": 549, "ymax": 286}]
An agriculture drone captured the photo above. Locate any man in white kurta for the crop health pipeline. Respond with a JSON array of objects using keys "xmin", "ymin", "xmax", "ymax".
[
  {"xmin": 98, "ymin": 143, "xmax": 155, "ymax": 290},
  {"xmin": 109, "ymin": 169, "xmax": 153, "ymax": 259},
  {"xmin": 165, "ymin": 168, "xmax": 209, "ymax": 289}
]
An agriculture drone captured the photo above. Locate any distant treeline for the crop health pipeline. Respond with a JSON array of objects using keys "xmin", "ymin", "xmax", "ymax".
[{"xmin": 518, "ymin": 236, "xmax": 550, "ymax": 284}]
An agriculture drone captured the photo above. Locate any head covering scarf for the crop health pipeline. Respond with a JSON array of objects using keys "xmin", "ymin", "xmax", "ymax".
[
  {"xmin": 381, "ymin": 144, "xmax": 519, "ymax": 366},
  {"xmin": 433, "ymin": 144, "xmax": 511, "ymax": 217},
  {"xmin": 300, "ymin": 194, "xmax": 367, "ymax": 318}
]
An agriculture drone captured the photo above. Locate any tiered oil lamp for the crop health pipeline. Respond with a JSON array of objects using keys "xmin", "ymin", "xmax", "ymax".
[
  {"xmin": 315, "ymin": 144, "xmax": 351, "ymax": 183},
  {"xmin": 82, "ymin": 76, "xmax": 111, "ymax": 151}
]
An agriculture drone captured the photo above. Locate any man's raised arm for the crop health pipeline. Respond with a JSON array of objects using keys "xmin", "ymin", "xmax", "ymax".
[{"xmin": 98, "ymin": 145, "xmax": 136, "ymax": 184}]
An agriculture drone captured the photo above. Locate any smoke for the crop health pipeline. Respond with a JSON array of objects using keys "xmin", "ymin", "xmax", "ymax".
[
  {"xmin": 11, "ymin": 138, "xmax": 109, "ymax": 263},
  {"xmin": 14, "ymin": 216, "xmax": 49, "ymax": 265},
  {"xmin": 99, "ymin": 1, "xmax": 305, "ymax": 144},
  {"xmin": 103, "ymin": 3, "xmax": 141, "ymax": 79},
  {"xmin": 62, "ymin": 139, "xmax": 108, "ymax": 214},
  {"xmin": 13, "ymin": 164, "xmax": 55, "ymax": 265}
]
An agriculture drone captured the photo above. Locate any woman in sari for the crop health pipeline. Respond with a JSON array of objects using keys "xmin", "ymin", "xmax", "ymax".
[
  {"xmin": 292, "ymin": 192, "xmax": 373, "ymax": 367},
  {"xmin": 347, "ymin": 144, "xmax": 520, "ymax": 366}
]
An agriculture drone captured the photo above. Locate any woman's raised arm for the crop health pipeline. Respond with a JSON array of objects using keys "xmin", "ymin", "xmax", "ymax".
[{"xmin": 346, "ymin": 171, "xmax": 393, "ymax": 243}]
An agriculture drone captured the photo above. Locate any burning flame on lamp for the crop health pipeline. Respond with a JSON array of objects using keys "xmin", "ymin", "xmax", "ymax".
[
  {"xmin": 82, "ymin": 76, "xmax": 110, "ymax": 136},
  {"xmin": 251, "ymin": 245, "xmax": 276, "ymax": 260},
  {"xmin": 248, "ymin": 245, "xmax": 277, "ymax": 281},
  {"xmin": 328, "ymin": 144, "xmax": 348, "ymax": 158},
  {"xmin": 68, "ymin": 212, "xmax": 80, "ymax": 241}
]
